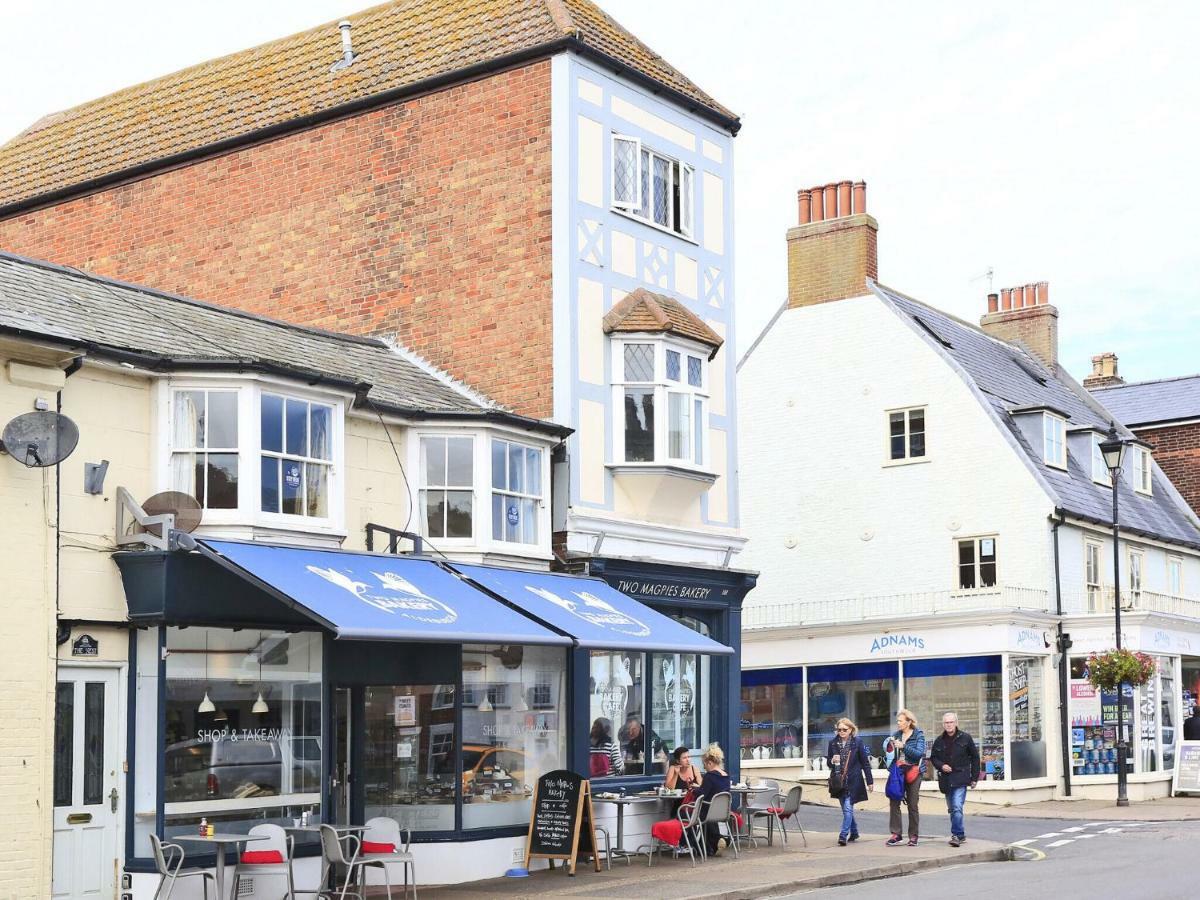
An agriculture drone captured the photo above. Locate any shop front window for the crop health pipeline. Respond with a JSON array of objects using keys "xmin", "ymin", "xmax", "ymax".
[
  {"xmin": 161, "ymin": 628, "xmax": 322, "ymax": 841},
  {"xmin": 1068, "ymin": 657, "xmax": 1133, "ymax": 776},
  {"xmin": 1008, "ymin": 657, "xmax": 1047, "ymax": 779},
  {"xmin": 1139, "ymin": 674, "xmax": 1160, "ymax": 773},
  {"xmin": 1161, "ymin": 663, "xmax": 1176, "ymax": 772},
  {"xmin": 806, "ymin": 662, "xmax": 898, "ymax": 763},
  {"xmin": 461, "ymin": 644, "xmax": 567, "ymax": 829},
  {"xmin": 362, "ymin": 684, "xmax": 456, "ymax": 832},
  {"xmin": 905, "ymin": 657, "xmax": 1003, "ymax": 780},
  {"xmin": 740, "ymin": 669, "xmax": 803, "ymax": 763},
  {"xmin": 588, "ymin": 650, "xmax": 644, "ymax": 776}
]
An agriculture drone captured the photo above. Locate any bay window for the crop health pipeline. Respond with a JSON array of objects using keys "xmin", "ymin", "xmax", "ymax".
[
  {"xmin": 420, "ymin": 436, "xmax": 474, "ymax": 539},
  {"xmin": 165, "ymin": 382, "xmax": 343, "ymax": 530},
  {"xmin": 612, "ymin": 134, "xmax": 694, "ymax": 237},
  {"xmin": 491, "ymin": 439, "xmax": 543, "ymax": 545},
  {"xmin": 614, "ymin": 339, "xmax": 709, "ymax": 468}
]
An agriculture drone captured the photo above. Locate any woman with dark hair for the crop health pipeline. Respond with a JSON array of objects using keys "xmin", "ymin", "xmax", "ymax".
[
  {"xmin": 663, "ymin": 746, "xmax": 701, "ymax": 792},
  {"xmin": 590, "ymin": 717, "xmax": 623, "ymax": 777}
]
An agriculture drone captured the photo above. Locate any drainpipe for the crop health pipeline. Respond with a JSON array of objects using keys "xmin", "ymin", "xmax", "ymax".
[{"xmin": 1052, "ymin": 509, "xmax": 1072, "ymax": 797}]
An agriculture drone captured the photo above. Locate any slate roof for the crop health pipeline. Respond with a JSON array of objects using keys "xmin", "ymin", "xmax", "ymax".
[
  {"xmin": 0, "ymin": 0, "xmax": 737, "ymax": 212},
  {"xmin": 1090, "ymin": 375, "xmax": 1200, "ymax": 428},
  {"xmin": 602, "ymin": 287, "xmax": 723, "ymax": 358},
  {"xmin": 0, "ymin": 250, "xmax": 564, "ymax": 433},
  {"xmin": 872, "ymin": 282, "xmax": 1200, "ymax": 549}
]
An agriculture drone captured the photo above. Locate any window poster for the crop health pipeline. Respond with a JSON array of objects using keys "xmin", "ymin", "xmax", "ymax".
[{"xmin": 394, "ymin": 694, "xmax": 417, "ymax": 727}]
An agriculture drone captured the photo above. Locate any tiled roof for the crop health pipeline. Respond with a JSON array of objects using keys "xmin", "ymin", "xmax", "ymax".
[
  {"xmin": 1090, "ymin": 375, "xmax": 1200, "ymax": 428},
  {"xmin": 602, "ymin": 287, "xmax": 724, "ymax": 357},
  {"xmin": 0, "ymin": 0, "xmax": 736, "ymax": 211},
  {"xmin": 0, "ymin": 250, "xmax": 558, "ymax": 425},
  {"xmin": 872, "ymin": 282, "xmax": 1200, "ymax": 549}
]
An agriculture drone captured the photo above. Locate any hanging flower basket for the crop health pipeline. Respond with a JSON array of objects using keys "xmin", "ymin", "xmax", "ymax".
[{"xmin": 1086, "ymin": 649, "xmax": 1156, "ymax": 692}]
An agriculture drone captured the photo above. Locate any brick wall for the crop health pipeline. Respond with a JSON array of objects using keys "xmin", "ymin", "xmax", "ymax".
[
  {"xmin": 786, "ymin": 214, "xmax": 878, "ymax": 308},
  {"xmin": 0, "ymin": 62, "xmax": 555, "ymax": 418},
  {"xmin": 979, "ymin": 306, "xmax": 1059, "ymax": 369},
  {"xmin": 1137, "ymin": 422, "xmax": 1200, "ymax": 516}
]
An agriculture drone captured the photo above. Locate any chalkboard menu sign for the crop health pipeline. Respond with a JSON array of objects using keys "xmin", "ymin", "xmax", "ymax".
[
  {"xmin": 1173, "ymin": 741, "xmax": 1200, "ymax": 796},
  {"xmin": 524, "ymin": 770, "xmax": 598, "ymax": 875}
]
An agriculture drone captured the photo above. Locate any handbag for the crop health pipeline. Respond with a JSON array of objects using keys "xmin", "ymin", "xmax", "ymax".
[
  {"xmin": 884, "ymin": 763, "xmax": 905, "ymax": 801},
  {"xmin": 901, "ymin": 762, "xmax": 922, "ymax": 785},
  {"xmin": 828, "ymin": 767, "xmax": 845, "ymax": 797}
]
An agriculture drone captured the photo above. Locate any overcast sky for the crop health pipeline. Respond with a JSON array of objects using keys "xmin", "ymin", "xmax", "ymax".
[{"xmin": 1, "ymin": 1, "xmax": 1197, "ymax": 382}]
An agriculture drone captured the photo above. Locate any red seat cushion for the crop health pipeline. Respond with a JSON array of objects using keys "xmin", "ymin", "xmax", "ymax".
[
  {"xmin": 731, "ymin": 812, "xmax": 743, "ymax": 827},
  {"xmin": 650, "ymin": 820, "xmax": 684, "ymax": 847},
  {"xmin": 241, "ymin": 850, "xmax": 285, "ymax": 864},
  {"xmin": 361, "ymin": 841, "xmax": 397, "ymax": 854}
]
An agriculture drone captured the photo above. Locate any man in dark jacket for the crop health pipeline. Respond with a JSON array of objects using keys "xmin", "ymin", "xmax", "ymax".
[
  {"xmin": 929, "ymin": 712, "xmax": 980, "ymax": 847},
  {"xmin": 1185, "ymin": 706, "xmax": 1200, "ymax": 741}
]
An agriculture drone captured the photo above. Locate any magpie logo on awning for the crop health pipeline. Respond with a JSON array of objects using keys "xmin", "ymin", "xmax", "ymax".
[
  {"xmin": 526, "ymin": 585, "xmax": 650, "ymax": 637},
  {"xmin": 307, "ymin": 566, "xmax": 458, "ymax": 624}
]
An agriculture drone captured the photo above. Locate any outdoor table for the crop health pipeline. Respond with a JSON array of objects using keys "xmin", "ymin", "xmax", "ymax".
[
  {"xmin": 730, "ymin": 784, "xmax": 778, "ymax": 847},
  {"xmin": 591, "ymin": 794, "xmax": 666, "ymax": 861},
  {"xmin": 174, "ymin": 832, "xmax": 268, "ymax": 899}
]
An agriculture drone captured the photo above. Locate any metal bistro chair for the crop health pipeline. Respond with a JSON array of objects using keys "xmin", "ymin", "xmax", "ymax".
[
  {"xmin": 318, "ymin": 823, "xmax": 391, "ymax": 900},
  {"xmin": 231, "ymin": 824, "xmax": 296, "ymax": 899},
  {"xmin": 149, "ymin": 834, "xmax": 216, "ymax": 900},
  {"xmin": 643, "ymin": 795, "xmax": 704, "ymax": 867},
  {"xmin": 746, "ymin": 783, "xmax": 806, "ymax": 847},
  {"xmin": 359, "ymin": 817, "xmax": 417, "ymax": 899},
  {"xmin": 698, "ymin": 792, "xmax": 738, "ymax": 860}
]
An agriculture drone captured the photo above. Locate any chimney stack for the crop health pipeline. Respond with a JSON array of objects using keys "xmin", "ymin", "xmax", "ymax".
[
  {"xmin": 787, "ymin": 180, "xmax": 878, "ymax": 309},
  {"xmin": 1083, "ymin": 352, "xmax": 1125, "ymax": 389},
  {"xmin": 979, "ymin": 279, "xmax": 1058, "ymax": 368}
]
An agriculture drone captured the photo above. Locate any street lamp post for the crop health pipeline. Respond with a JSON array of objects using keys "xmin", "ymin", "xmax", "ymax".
[{"xmin": 1099, "ymin": 426, "xmax": 1130, "ymax": 807}]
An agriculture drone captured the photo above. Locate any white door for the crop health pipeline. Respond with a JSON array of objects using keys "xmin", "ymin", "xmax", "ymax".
[{"xmin": 52, "ymin": 667, "xmax": 120, "ymax": 900}]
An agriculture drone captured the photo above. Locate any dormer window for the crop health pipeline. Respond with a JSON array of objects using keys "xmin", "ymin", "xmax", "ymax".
[
  {"xmin": 1132, "ymin": 445, "xmax": 1153, "ymax": 495},
  {"xmin": 1043, "ymin": 412, "xmax": 1066, "ymax": 469},
  {"xmin": 1091, "ymin": 434, "xmax": 1112, "ymax": 486}
]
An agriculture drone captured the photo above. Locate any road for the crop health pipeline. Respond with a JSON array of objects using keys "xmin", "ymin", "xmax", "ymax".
[{"xmin": 772, "ymin": 804, "xmax": 1197, "ymax": 899}]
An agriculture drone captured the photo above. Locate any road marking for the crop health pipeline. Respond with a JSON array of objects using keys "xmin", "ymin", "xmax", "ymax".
[
  {"xmin": 1099, "ymin": 827, "xmax": 1124, "ymax": 834},
  {"xmin": 1010, "ymin": 839, "xmax": 1034, "ymax": 846},
  {"xmin": 1075, "ymin": 834, "xmax": 1098, "ymax": 839},
  {"xmin": 1009, "ymin": 844, "xmax": 1047, "ymax": 862},
  {"xmin": 1036, "ymin": 832, "xmax": 1063, "ymax": 838},
  {"xmin": 1046, "ymin": 839, "xmax": 1075, "ymax": 847},
  {"xmin": 1062, "ymin": 826, "xmax": 1087, "ymax": 832}
]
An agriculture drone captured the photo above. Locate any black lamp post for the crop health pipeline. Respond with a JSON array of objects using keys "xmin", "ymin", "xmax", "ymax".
[{"xmin": 1098, "ymin": 425, "xmax": 1130, "ymax": 807}]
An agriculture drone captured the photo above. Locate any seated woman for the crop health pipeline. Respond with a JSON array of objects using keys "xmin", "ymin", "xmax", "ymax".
[
  {"xmin": 663, "ymin": 746, "xmax": 701, "ymax": 793},
  {"xmin": 687, "ymin": 743, "xmax": 732, "ymax": 856},
  {"xmin": 589, "ymin": 717, "xmax": 623, "ymax": 777}
]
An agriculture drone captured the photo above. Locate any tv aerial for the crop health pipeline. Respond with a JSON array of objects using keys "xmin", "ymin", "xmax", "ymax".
[{"xmin": 0, "ymin": 410, "xmax": 80, "ymax": 467}]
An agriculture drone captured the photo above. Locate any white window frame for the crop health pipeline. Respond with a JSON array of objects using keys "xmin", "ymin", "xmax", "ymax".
[
  {"xmin": 885, "ymin": 405, "xmax": 927, "ymax": 464},
  {"xmin": 610, "ymin": 336, "xmax": 710, "ymax": 471},
  {"xmin": 259, "ymin": 393, "xmax": 336, "ymax": 520},
  {"xmin": 611, "ymin": 134, "xmax": 695, "ymax": 239},
  {"xmin": 956, "ymin": 535, "xmax": 998, "ymax": 591},
  {"xmin": 1167, "ymin": 556, "xmax": 1183, "ymax": 597},
  {"xmin": 1127, "ymin": 546, "xmax": 1144, "ymax": 603},
  {"xmin": 1085, "ymin": 540, "xmax": 1103, "ymax": 610},
  {"xmin": 409, "ymin": 426, "xmax": 554, "ymax": 558},
  {"xmin": 1043, "ymin": 412, "xmax": 1067, "ymax": 469},
  {"xmin": 418, "ymin": 434, "xmax": 477, "ymax": 543},
  {"xmin": 1133, "ymin": 445, "xmax": 1153, "ymax": 495},
  {"xmin": 490, "ymin": 437, "xmax": 545, "ymax": 546},
  {"xmin": 1091, "ymin": 434, "xmax": 1112, "ymax": 485},
  {"xmin": 158, "ymin": 377, "xmax": 346, "ymax": 535}
]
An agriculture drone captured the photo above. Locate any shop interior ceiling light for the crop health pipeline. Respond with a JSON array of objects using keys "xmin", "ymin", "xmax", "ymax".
[
  {"xmin": 478, "ymin": 648, "xmax": 493, "ymax": 713},
  {"xmin": 198, "ymin": 631, "xmax": 216, "ymax": 714},
  {"xmin": 252, "ymin": 630, "xmax": 270, "ymax": 714}
]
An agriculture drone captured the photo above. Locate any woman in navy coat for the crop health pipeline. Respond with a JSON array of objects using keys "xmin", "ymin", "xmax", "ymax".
[{"xmin": 826, "ymin": 717, "xmax": 875, "ymax": 845}]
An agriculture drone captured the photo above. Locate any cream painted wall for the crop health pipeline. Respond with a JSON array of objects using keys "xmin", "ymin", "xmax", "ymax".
[
  {"xmin": 341, "ymin": 412, "xmax": 413, "ymax": 553},
  {"xmin": 738, "ymin": 295, "xmax": 1056, "ymax": 611}
]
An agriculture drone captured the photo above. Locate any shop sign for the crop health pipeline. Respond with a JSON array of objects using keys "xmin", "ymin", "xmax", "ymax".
[
  {"xmin": 868, "ymin": 633, "xmax": 925, "ymax": 655},
  {"xmin": 197, "ymin": 727, "xmax": 288, "ymax": 743},
  {"xmin": 526, "ymin": 585, "xmax": 649, "ymax": 637},
  {"xmin": 612, "ymin": 577, "xmax": 716, "ymax": 601},
  {"xmin": 307, "ymin": 566, "xmax": 459, "ymax": 623},
  {"xmin": 1013, "ymin": 628, "xmax": 1045, "ymax": 652},
  {"xmin": 1174, "ymin": 741, "xmax": 1200, "ymax": 796},
  {"xmin": 71, "ymin": 634, "xmax": 99, "ymax": 656},
  {"xmin": 1070, "ymin": 681, "xmax": 1101, "ymax": 726}
]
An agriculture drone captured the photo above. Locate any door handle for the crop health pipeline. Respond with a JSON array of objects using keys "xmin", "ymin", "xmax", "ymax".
[{"xmin": 110, "ymin": 787, "xmax": 119, "ymax": 813}]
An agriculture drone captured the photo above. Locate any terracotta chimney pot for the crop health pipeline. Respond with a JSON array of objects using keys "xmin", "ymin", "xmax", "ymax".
[
  {"xmin": 852, "ymin": 181, "xmax": 867, "ymax": 214},
  {"xmin": 987, "ymin": 293, "xmax": 999, "ymax": 313},
  {"xmin": 810, "ymin": 185, "xmax": 825, "ymax": 222},
  {"xmin": 1036, "ymin": 281, "xmax": 1049, "ymax": 305},
  {"xmin": 823, "ymin": 184, "xmax": 838, "ymax": 220},
  {"xmin": 837, "ymin": 181, "xmax": 852, "ymax": 218},
  {"xmin": 798, "ymin": 190, "xmax": 812, "ymax": 225},
  {"xmin": 1000, "ymin": 288, "xmax": 1013, "ymax": 311}
]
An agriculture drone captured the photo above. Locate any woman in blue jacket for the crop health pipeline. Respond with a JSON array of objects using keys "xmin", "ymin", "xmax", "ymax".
[
  {"xmin": 885, "ymin": 708, "xmax": 925, "ymax": 846},
  {"xmin": 827, "ymin": 717, "xmax": 874, "ymax": 845}
]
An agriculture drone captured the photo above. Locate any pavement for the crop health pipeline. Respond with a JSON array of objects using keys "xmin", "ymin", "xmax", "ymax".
[
  {"xmin": 408, "ymin": 829, "xmax": 1010, "ymax": 899},
  {"xmin": 804, "ymin": 789, "xmax": 1200, "ymax": 821}
]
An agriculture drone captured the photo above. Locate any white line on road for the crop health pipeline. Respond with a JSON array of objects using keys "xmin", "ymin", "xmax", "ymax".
[
  {"xmin": 1036, "ymin": 832, "xmax": 1063, "ymax": 838},
  {"xmin": 1062, "ymin": 826, "xmax": 1087, "ymax": 832},
  {"xmin": 1046, "ymin": 839, "xmax": 1075, "ymax": 847},
  {"xmin": 1075, "ymin": 834, "xmax": 1098, "ymax": 839},
  {"xmin": 1099, "ymin": 827, "xmax": 1124, "ymax": 834},
  {"xmin": 1010, "ymin": 839, "xmax": 1035, "ymax": 846}
]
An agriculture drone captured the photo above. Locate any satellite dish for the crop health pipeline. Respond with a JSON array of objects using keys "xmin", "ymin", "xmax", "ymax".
[
  {"xmin": 141, "ymin": 491, "xmax": 203, "ymax": 534},
  {"xmin": 1, "ymin": 411, "xmax": 79, "ymax": 467}
]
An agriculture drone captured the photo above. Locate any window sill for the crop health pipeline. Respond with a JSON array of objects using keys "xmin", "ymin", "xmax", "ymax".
[
  {"xmin": 607, "ymin": 463, "xmax": 717, "ymax": 485},
  {"xmin": 1044, "ymin": 460, "xmax": 1068, "ymax": 472},
  {"xmin": 610, "ymin": 208, "xmax": 700, "ymax": 246},
  {"xmin": 882, "ymin": 456, "xmax": 931, "ymax": 468}
]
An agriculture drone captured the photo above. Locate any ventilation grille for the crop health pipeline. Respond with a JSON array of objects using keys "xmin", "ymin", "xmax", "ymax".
[{"xmin": 236, "ymin": 877, "xmax": 254, "ymax": 896}]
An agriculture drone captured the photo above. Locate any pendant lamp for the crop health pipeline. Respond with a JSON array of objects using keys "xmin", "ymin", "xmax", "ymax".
[
  {"xmin": 477, "ymin": 649, "xmax": 493, "ymax": 712},
  {"xmin": 513, "ymin": 650, "xmax": 529, "ymax": 712},
  {"xmin": 198, "ymin": 632, "xmax": 216, "ymax": 714},
  {"xmin": 252, "ymin": 631, "xmax": 270, "ymax": 714}
]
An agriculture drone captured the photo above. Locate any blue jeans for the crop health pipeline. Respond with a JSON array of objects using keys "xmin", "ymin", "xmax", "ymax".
[
  {"xmin": 946, "ymin": 786, "xmax": 967, "ymax": 838},
  {"xmin": 839, "ymin": 794, "xmax": 859, "ymax": 839}
]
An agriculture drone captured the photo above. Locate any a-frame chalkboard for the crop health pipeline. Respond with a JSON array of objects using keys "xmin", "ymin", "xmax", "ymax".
[{"xmin": 524, "ymin": 769, "xmax": 600, "ymax": 876}]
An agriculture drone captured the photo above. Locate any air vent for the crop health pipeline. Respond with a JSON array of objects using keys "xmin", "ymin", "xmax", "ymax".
[{"xmin": 237, "ymin": 877, "xmax": 254, "ymax": 896}]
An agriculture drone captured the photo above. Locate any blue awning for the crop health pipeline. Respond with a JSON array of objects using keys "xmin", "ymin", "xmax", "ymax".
[
  {"xmin": 197, "ymin": 540, "xmax": 570, "ymax": 646},
  {"xmin": 451, "ymin": 564, "xmax": 733, "ymax": 655}
]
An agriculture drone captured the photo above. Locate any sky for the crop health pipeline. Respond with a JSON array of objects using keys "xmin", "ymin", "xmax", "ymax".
[{"xmin": 1, "ymin": 1, "xmax": 1197, "ymax": 383}]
